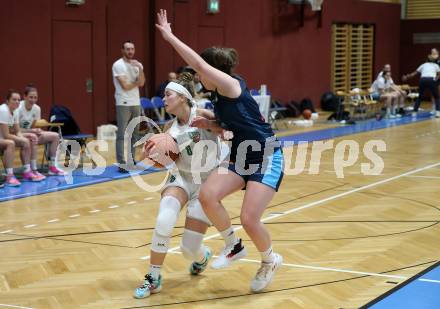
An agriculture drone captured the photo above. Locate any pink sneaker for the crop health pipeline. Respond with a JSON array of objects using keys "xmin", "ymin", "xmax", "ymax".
[
  {"xmin": 5, "ymin": 175, "xmax": 21, "ymax": 187},
  {"xmin": 23, "ymin": 171, "xmax": 44, "ymax": 182},
  {"xmin": 33, "ymin": 171, "xmax": 47, "ymax": 180},
  {"xmin": 48, "ymin": 166, "xmax": 67, "ymax": 176}
]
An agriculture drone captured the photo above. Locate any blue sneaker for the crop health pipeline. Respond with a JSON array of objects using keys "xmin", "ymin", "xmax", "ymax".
[
  {"xmin": 133, "ymin": 273, "xmax": 162, "ymax": 299},
  {"xmin": 189, "ymin": 247, "xmax": 212, "ymax": 275}
]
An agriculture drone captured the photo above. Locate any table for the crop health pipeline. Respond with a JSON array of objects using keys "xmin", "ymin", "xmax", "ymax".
[{"xmin": 252, "ymin": 95, "xmax": 271, "ymax": 122}]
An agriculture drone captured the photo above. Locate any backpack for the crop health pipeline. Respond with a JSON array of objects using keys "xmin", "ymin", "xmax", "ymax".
[
  {"xmin": 320, "ymin": 92, "xmax": 339, "ymax": 111},
  {"xmin": 49, "ymin": 105, "xmax": 81, "ymax": 135},
  {"xmin": 300, "ymin": 98, "xmax": 316, "ymax": 113}
]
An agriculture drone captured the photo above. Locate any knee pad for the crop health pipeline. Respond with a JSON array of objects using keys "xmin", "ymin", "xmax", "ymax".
[
  {"xmin": 180, "ymin": 229, "xmax": 205, "ymax": 261},
  {"xmin": 151, "ymin": 195, "xmax": 181, "ymax": 253},
  {"xmin": 155, "ymin": 195, "xmax": 181, "ymax": 237}
]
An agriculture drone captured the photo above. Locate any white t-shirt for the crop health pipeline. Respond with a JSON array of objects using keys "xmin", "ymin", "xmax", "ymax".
[
  {"xmin": 417, "ymin": 62, "xmax": 440, "ymax": 79},
  {"xmin": 371, "ymin": 76, "xmax": 392, "ymax": 93},
  {"xmin": 16, "ymin": 100, "xmax": 41, "ymax": 129},
  {"xmin": 112, "ymin": 58, "xmax": 142, "ymax": 106},
  {"xmin": 0, "ymin": 103, "xmax": 19, "ymax": 138}
]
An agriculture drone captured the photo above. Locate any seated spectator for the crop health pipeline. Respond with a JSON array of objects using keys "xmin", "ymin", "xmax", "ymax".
[
  {"xmin": 0, "ymin": 90, "xmax": 45, "ymax": 183},
  {"xmin": 155, "ymin": 72, "xmax": 177, "ymax": 98},
  {"xmin": 17, "ymin": 85, "xmax": 65, "ymax": 175},
  {"xmin": 377, "ymin": 64, "xmax": 391, "ymax": 80},
  {"xmin": 0, "ymin": 138, "xmax": 17, "ymax": 186},
  {"xmin": 370, "ymin": 71, "xmax": 402, "ymax": 118}
]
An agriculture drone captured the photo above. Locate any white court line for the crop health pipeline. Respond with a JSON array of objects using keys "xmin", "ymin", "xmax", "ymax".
[
  {"xmin": 0, "ymin": 230, "xmax": 13, "ymax": 234},
  {"xmin": 23, "ymin": 224, "xmax": 36, "ymax": 229},
  {"xmin": 68, "ymin": 214, "xmax": 80, "ymax": 218},
  {"xmin": 127, "ymin": 201, "xmax": 137, "ymax": 205},
  {"xmin": 144, "ymin": 197, "xmax": 154, "ymax": 201},
  {"xmin": 47, "ymin": 219, "xmax": 59, "ymax": 223},
  {"xmin": 0, "ymin": 304, "xmax": 34, "ymax": 309},
  {"xmin": 89, "ymin": 210, "xmax": 101, "ymax": 213},
  {"xmin": 166, "ymin": 252, "xmax": 440, "ymax": 284},
  {"xmin": 141, "ymin": 162, "xmax": 440, "ymax": 276},
  {"xmin": 419, "ymin": 278, "xmax": 440, "ymax": 283},
  {"xmin": 406, "ymin": 175, "xmax": 440, "ymax": 179},
  {"xmin": 108, "ymin": 205, "xmax": 119, "ymax": 209}
]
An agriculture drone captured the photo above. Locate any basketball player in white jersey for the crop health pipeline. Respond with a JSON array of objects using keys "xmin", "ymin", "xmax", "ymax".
[
  {"xmin": 16, "ymin": 85, "xmax": 65, "ymax": 176},
  {"xmin": 134, "ymin": 73, "xmax": 230, "ymax": 299}
]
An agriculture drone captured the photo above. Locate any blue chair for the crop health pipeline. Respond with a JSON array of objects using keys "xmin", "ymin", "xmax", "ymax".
[
  {"xmin": 140, "ymin": 97, "xmax": 152, "ymax": 110},
  {"xmin": 140, "ymin": 97, "xmax": 167, "ymax": 127},
  {"xmin": 250, "ymin": 89, "xmax": 260, "ymax": 96},
  {"xmin": 151, "ymin": 96, "xmax": 164, "ymax": 108}
]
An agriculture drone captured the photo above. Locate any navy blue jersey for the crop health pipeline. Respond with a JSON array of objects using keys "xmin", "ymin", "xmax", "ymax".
[{"xmin": 213, "ymin": 76, "xmax": 277, "ymax": 162}]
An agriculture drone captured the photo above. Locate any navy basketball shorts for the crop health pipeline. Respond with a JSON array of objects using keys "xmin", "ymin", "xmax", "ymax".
[{"xmin": 228, "ymin": 147, "xmax": 284, "ymax": 192}]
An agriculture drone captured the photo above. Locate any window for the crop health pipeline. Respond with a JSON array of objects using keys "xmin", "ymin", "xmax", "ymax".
[
  {"xmin": 331, "ymin": 23, "xmax": 374, "ymax": 92},
  {"xmin": 406, "ymin": 0, "xmax": 440, "ymax": 20}
]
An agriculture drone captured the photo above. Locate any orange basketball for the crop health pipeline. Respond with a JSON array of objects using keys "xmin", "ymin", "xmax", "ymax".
[
  {"xmin": 302, "ymin": 109, "xmax": 312, "ymax": 120},
  {"xmin": 142, "ymin": 133, "xmax": 179, "ymax": 168}
]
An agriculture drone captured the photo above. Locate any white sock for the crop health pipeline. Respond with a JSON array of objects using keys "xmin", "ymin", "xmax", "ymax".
[
  {"xmin": 50, "ymin": 157, "xmax": 56, "ymax": 167},
  {"xmin": 149, "ymin": 264, "xmax": 161, "ymax": 280},
  {"xmin": 31, "ymin": 160, "xmax": 38, "ymax": 171},
  {"xmin": 23, "ymin": 164, "xmax": 31, "ymax": 173},
  {"xmin": 260, "ymin": 246, "xmax": 275, "ymax": 263},
  {"xmin": 196, "ymin": 246, "xmax": 208, "ymax": 264},
  {"xmin": 220, "ymin": 226, "xmax": 238, "ymax": 246},
  {"xmin": 6, "ymin": 168, "xmax": 13, "ymax": 175}
]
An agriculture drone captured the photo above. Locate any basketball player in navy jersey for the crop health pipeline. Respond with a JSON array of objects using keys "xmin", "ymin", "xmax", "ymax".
[{"xmin": 156, "ymin": 9, "xmax": 284, "ymax": 292}]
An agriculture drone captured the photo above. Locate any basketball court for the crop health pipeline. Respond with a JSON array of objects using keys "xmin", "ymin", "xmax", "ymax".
[{"xmin": 1, "ymin": 0, "xmax": 440, "ymax": 308}]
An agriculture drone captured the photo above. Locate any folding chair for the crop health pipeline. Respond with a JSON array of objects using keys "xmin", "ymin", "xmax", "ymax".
[
  {"xmin": 140, "ymin": 97, "xmax": 168, "ymax": 128},
  {"xmin": 268, "ymin": 101, "xmax": 288, "ymax": 130},
  {"xmin": 49, "ymin": 105, "xmax": 96, "ymax": 168}
]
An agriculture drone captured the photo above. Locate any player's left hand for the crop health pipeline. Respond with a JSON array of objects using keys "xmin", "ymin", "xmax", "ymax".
[{"xmin": 156, "ymin": 9, "xmax": 173, "ymax": 41}]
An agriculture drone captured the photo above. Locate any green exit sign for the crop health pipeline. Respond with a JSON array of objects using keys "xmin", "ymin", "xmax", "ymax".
[{"xmin": 207, "ymin": 0, "xmax": 220, "ymax": 14}]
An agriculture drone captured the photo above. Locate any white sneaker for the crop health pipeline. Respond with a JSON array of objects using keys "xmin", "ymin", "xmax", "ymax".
[
  {"xmin": 436, "ymin": 111, "xmax": 440, "ymax": 118},
  {"xmin": 211, "ymin": 238, "xmax": 247, "ymax": 269},
  {"xmin": 250, "ymin": 253, "xmax": 283, "ymax": 293},
  {"xmin": 412, "ymin": 112, "xmax": 417, "ymax": 118}
]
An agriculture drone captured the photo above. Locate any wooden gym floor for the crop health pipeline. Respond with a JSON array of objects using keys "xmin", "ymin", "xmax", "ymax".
[{"xmin": 1, "ymin": 116, "xmax": 440, "ymax": 308}]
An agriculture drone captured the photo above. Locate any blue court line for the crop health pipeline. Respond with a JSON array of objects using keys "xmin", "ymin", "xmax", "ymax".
[
  {"xmin": 362, "ymin": 261, "xmax": 440, "ymax": 309},
  {"xmin": 0, "ymin": 165, "xmax": 160, "ymax": 202},
  {"xmin": 278, "ymin": 112, "xmax": 433, "ymax": 145},
  {"xmin": 0, "ymin": 112, "xmax": 435, "ymax": 203}
]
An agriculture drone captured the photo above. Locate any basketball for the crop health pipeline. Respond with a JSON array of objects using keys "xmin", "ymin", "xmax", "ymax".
[
  {"xmin": 143, "ymin": 133, "xmax": 179, "ymax": 168},
  {"xmin": 302, "ymin": 109, "xmax": 312, "ymax": 120}
]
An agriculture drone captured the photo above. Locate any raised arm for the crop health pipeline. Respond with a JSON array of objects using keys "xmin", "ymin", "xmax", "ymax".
[
  {"xmin": 402, "ymin": 70, "xmax": 419, "ymax": 82},
  {"xmin": 156, "ymin": 9, "xmax": 240, "ymax": 98}
]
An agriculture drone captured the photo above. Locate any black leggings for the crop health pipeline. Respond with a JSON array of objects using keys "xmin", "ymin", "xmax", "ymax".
[{"xmin": 414, "ymin": 77, "xmax": 440, "ymax": 112}]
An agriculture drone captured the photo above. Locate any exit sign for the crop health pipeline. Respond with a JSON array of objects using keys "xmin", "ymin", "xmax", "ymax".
[{"xmin": 207, "ymin": 0, "xmax": 220, "ymax": 14}]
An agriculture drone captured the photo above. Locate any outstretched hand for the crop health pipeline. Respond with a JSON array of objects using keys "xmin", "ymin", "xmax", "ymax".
[
  {"xmin": 220, "ymin": 130, "xmax": 234, "ymax": 141},
  {"xmin": 190, "ymin": 116, "xmax": 211, "ymax": 129},
  {"xmin": 155, "ymin": 9, "xmax": 173, "ymax": 41}
]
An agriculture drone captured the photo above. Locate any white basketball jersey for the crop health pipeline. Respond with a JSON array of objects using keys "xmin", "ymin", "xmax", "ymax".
[{"xmin": 167, "ymin": 105, "xmax": 220, "ymax": 183}]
